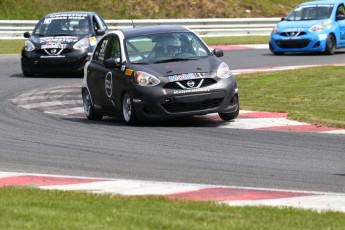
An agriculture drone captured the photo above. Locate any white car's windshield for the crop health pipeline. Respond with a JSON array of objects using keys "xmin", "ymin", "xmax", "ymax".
[
  {"xmin": 286, "ymin": 4, "xmax": 333, "ymax": 21},
  {"xmin": 33, "ymin": 13, "xmax": 92, "ymax": 36},
  {"xmin": 125, "ymin": 32, "xmax": 210, "ymax": 64}
]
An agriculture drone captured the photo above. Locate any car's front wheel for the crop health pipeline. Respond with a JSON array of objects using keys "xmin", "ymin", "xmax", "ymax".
[
  {"xmin": 218, "ymin": 105, "xmax": 239, "ymax": 121},
  {"xmin": 324, "ymin": 34, "xmax": 336, "ymax": 55},
  {"xmin": 122, "ymin": 92, "xmax": 138, "ymax": 125},
  {"xmin": 22, "ymin": 70, "xmax": 34, "ymax": 77},
  {"xmin": 82, "ymin": 89, "xmax": 102, "ymax": 120}
]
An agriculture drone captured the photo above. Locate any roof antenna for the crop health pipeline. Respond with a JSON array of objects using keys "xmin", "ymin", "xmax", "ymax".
[{"xmin": 131, "ymin": 19, "xmax": 135, "ymax": 28}]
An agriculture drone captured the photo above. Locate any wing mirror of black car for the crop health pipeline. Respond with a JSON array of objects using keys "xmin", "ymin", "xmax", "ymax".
[
  {"xmin": 213, "ymin": 48, "xmax": 224, "ymax": 57},
  {"xmin": 23, "ymin": 32, "xmax": 31, "ymax": 38},
  {"xmin": 336, "ymin": 14, "xmax": 345, "ymax": 21},
  {"xmin": 96, "ymin": 29, "xmax": 106, "ymax": 36},
  {"xmin": 104, "ymin": 58, "xmax": 121, "ymax": 68}
]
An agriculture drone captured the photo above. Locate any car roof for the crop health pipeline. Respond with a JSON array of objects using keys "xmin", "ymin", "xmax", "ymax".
[
  {"xmin": 120, "ymin": 25, "xmax": 191, "ymax": 38},
  {"xmin": 299, "ymin": 0, "xmax": 343, "ymax": 6},
  {"xmin": 44, "ymin": 11, "xmax": 99, "ymax": 17}
]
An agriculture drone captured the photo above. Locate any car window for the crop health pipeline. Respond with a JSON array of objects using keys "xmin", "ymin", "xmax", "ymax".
[
  {"xmin": 125, "ymin": 32, "xmax": 210, "ymax": 64},
  {"xmin": 93, "ymin": 36, "xmax": 112, "ymax": 62},
  {"xmin": 336, "ymin": 4, "xmax": 345, "ymax": 16},
  {"xmin": 286, "ymin": 4, "xmax": 333, "ymax": 21},
  {"xmin": 33, "ymin": 13, "xmax": 91, "ymax": 36},
  {"xmin": 93, "ymin": 15, "xmax": 108, "ymax": 31}
]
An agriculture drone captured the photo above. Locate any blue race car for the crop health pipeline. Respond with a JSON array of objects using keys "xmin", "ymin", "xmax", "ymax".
[{"xmin": 269, "ymin": 0, "xmax": 345, "ymax": 55}]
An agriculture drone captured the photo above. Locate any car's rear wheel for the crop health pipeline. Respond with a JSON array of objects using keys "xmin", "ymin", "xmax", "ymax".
[
  {"xmin": 122, "ymin": 92, "xmax": 138, "ymax": 125},
  {"xmin": 82, "ymin": 89, "xmax": 102, "ymax": 120},
  {"xmin": 218, "ymin": 105, "xmax": 239, "ymax": 121},
  {"xmin": 324, "ymin": 34, "xmax": 336, "ymax": 55}
]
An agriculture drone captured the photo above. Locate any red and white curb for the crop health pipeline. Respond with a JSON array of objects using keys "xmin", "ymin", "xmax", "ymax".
[
  {"xmin": 1, "ymin": 171, "xmax": 345, "ymax": 213},
  {"xmin": 10, "ymin": 80, "xmax": 345, "ymax": 134}
]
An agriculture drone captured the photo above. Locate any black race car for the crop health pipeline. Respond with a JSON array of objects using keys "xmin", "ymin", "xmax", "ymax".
[
  {"xmin": 82, "ymin": 25, "xmax": 239, "ymax": 124},
  {"xmin": 21, "ymin": 11, "xmax": 108, "ymax": 77}
]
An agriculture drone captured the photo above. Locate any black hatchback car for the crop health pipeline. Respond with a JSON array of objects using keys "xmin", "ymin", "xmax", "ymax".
[
  {"xmin": 82, "ymin": 25, "xmax": 239, "ymax": 125},
  {"xmin": 21, "ymin": 11, "xmax": 108, "ymax": 77}
]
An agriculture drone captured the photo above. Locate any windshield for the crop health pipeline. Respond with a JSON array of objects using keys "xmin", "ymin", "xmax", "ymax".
[
  {"xmin": 125, "ymin": 32, "xmax": 210, "ymax": 64},
  {"xmin": 286, "ymin": 4, "xmax": 333, "ymax": 21},
  {"xmin": 33, "ymin": 13, "xmax": 92, "ymax": 36}
]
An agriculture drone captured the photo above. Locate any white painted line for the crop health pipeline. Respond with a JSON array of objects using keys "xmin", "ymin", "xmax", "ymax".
[{"xmin": 45, "ymin": 107, "xmax": 84, "ymax": 116}]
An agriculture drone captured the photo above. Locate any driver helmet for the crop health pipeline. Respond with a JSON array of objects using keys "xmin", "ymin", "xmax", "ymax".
[
  {"xmin": 77, "ymin": 19, "xmax": 90, "ymax": 33},
  {"xmin": 165, "ymin": 36, "xmax": 181, "ymax": 56}
]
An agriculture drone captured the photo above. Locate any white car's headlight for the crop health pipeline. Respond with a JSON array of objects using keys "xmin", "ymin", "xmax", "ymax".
[
  {"xmin": 73, "ymin": 38, "xmax": 90, "ymax": 50},
  {"xmin": 217, "ymin": 62, "xmax": 232, "ymax": 79},
  {"xmin": 24, "ymin": 40, "xmax": 35, "ymax": 51},
  {"xmin": 135, "ymin": 71, "xmax": 160, "ymax": 87}
]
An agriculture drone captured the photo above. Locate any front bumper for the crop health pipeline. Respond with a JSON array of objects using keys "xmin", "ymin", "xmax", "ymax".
[
  {"xmin": 21, "ymin": 49, "xmax": 91, "ymax": 74},
  {"xmin": 131, "ymin": 77, "xmax": 239, "ymax": 120},
  {"xmin": 269, "ymin": 32, "xmax": 327, "ymax": 53}
]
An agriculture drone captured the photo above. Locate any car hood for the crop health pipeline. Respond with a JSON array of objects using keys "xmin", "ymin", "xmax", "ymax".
[
  {"xmin": 131, "ymin": 56, "xmax": 222, "ymax": 78},
  {"xmin": 277, "ymin": 19, "xmax": 327, "ymax": 30}
]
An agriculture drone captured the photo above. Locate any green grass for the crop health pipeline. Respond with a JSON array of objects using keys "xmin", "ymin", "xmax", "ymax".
[
  {"xmin": 0, "ymin": 0, "xmax": 304, "ymax": 20},
  {"xmin": 202, "ymin": 36, "xmax": 270, "ymax": 45},
  {"xmin": 236, "ymin": 66, "xmax": 345, "ymax": 128},
  {"xmin": 1, "ymin": 187, "xmax": 345, "ymax": 230},
  {"xmin": 0, "ymin": 39, "xmax": 24, "ymax": 54}
]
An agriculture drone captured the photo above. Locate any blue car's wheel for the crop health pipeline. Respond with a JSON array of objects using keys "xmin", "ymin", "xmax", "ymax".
[{"xmin": 324, "ymin": 34, "xmax": 336, "ymax": 55}]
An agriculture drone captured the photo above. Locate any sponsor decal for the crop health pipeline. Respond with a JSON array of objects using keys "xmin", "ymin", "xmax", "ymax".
[
  {"xmin": 40, "ymin": 55, "xmax": 65, "ymax": 58},
  {"xmin": 168, "ymin": 73, "xmax": 206, "ymax": 82},
  {"xmin": 125, "ymin": 68, "xmax": 133, "ymax": 76},
  {"xmin": 173, "ymin": 88, "xmax": 210, "ymax": 95},
  {"xmin": 41, "ymin": 43, "xmax": 67, "ymax": 49},
  {"xmin": 89, "ymin": 36, "xmax": 97, "ymax": 46},
  {"xmin": 40, "ymin": 36, "xmax": 78, "ymax": 44},
  {"xmin": 105, "ymin": 72, "xmax": 112, "ymax": 98}
]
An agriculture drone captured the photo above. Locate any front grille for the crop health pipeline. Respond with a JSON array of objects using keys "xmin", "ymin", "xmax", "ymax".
[
  {"xmin": 35, "ymin": 57, "xmax": 78, "ymax": 64},
  {"xmin": 275, "ymin": 39, "xmax": 310, "ymax": 49},
  {"xmin": 164, "ymin": 78, "xmax": 216, "ymax": 89},
  {"xmin": 161, "ymin": 98, "xmax": 223, "ymax": 113},
  {"xmin": 279, "ymin": 31, "xmax": 307, "ymax": 37},
  {"xmin": 35, "ymin": 48, "xmax": 73, "ymax": 56}
]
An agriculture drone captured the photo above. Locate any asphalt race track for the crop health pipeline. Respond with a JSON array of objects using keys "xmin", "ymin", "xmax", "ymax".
[{"xmin": 1, "ymin": 49, "xmax": 345, "ymax": 196}]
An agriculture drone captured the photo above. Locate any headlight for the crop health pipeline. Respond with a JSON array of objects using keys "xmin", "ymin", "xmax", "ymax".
[
  {"xmin": 217, "ymin": 62, "xmax": 232, "ymax": 79},
  {"xmin": 272, "ymin": 25, "xmax": 279, "ymax": 34},
  {"xmin": 24, "ymin": 40, "xmax": 35, "ymax": 51},
  {"xmin": 135, "ymin": 71, "xmax": 160, "ymax": 87},
  {"xmin": 309, "ymin": 23, "xmax": 324, "ymax": 32},
  {"xmin": 73, "ymin": 38, "xmax": 90, "ymax": 50}
]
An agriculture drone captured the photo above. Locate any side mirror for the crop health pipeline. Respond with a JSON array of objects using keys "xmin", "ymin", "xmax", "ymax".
[
  {"xmin": 213, "ymin": 48, "xmax": 224, "ymax": 58},
  {"xmin": 336, "ymin": 14, "xmax": 345, "ymax": 21},
  {"xmin": 104, "ymin": 58, "xmax": 121, "ymax": 68},
  {"xmin": 24, "ymin": 32, "xmax": 31, "ymax": 38},
  {"xmin": 96, "ymin": 29, "xmax": 105, "ymax": 36},
  {"xmin": 281, "ymin": 17, "xmax": 287, "ymax": 21}
]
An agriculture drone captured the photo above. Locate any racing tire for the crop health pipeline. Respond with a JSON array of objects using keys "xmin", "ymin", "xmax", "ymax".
[
  {"xmin": 324, "ymin": 34, "xmax": 336, "ymax": 55},
  {"xmin": 269, "ymin": 43, "xmax": 284, "ymax": 55},
  {"xmin": 82, "ymin": 89, "xmax": 102, "ymax": 120},
  {"xmin": 22, "ymin": 70, "xmax": 34, "ymax": 77},
  {"xmin": 122, "ymin": 92, "xmax": 138, "ymax": 125},
  {"xmin": 218, "ymin": 105, "xmax": 240, "ymax": 121}
]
